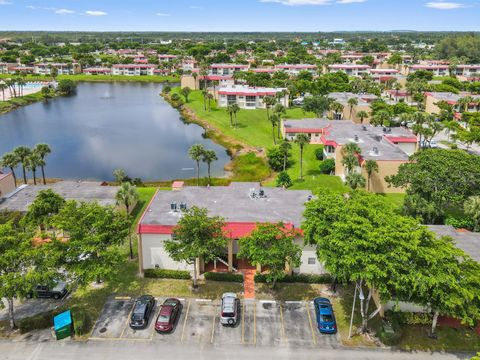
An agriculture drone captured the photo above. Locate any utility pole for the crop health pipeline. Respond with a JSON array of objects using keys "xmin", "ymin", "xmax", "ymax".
[{"xmin": 348, "ymin": 281, "xmax": 358, "ymax": 339}]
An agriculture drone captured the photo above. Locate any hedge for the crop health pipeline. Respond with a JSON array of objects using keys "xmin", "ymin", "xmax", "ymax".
[
  {"xmin": 70, "ymin": 307, "xmax": 92, "ymax": 336},
  {"xmin": 254, "ymin": 273, "xmax": 332, "ymax": 284},
  {"xmin": 144, "ymin": 268, "xmax": 191, "ymax": 280},
  {"xmin": 204, "ymin": 272, "xmax": 244, "ymax": 283}
]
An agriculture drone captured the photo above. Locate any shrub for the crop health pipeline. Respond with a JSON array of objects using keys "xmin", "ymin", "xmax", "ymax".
[
  {"xmin": 204, "ymin": 272, "xmax": 243, "ymax": 283},
  {"xmin": 315, "ymin": 147, "xmax": 324, "ymax": 161},
  {"xmin": 18, "ymin": 309, "xmax": 62, "ymax": 334},
  {"xmin": 144, "ymin": 268, "xmax": 191, "ymax": 280},
  {"xmin": 71, "ymin": 307, "xmax": 92, "ymax": 336},
  {"xmin": 319, "ymin": 159, "xmax": 335, "ymax": 174},
  {"xmin": 276, "ymin": 171, "xmax": 293, "ymax": 188},
  {"xmin": 56, "ymin": 79, "xmax": 77, "ymax": 95},
  {"xmin": 162, "ymin": 85, "xmax": 172, "ymax": 94},
  {"xmin": 254, "ymin": 273, "xmax": 332, "ymax": 284},
  {"xmin": 267, "ymin": 146, "xmax": 292, "ymax": 172},
  {"xmin": 445, "ymin": 215, "xmax": 474, "ymax": 230}
]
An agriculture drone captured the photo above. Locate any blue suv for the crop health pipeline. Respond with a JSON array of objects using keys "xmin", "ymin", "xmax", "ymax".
[{"xmin": 313, "ymin": 297, "xmax": 337, "ymax": 334}]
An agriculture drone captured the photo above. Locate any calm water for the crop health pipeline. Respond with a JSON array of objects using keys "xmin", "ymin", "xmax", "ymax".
[{"xmin": 0, "ymin": 82, "xmax": 229, "ymax": 181}]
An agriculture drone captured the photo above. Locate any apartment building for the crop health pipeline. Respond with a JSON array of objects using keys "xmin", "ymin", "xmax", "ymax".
[
  {"xmin": 424, "ymin": 92, "xmax": 480, "ymax": 116},
  {"xmin": 328, "ymin": 92, "xmax": 378, "ymax": 123},
  {"xmin": 282, "ymin": 119, "xmax": 417, "ymax": 193},
  {"xmin": 111, "ymin": 64, "xmax": 156, "ymax": 76},
  {"xmin": 216, "ymin": 85, "xmax": 288, "ymax": 109},
  {"xmin": 82, "ymin": 67, "xmax": 112, "ymax": 75},
  {"xmin": 328, "ymin": 64, "xmax": 371, "ymax": 77},
  {"xmin": 275, "ymin": 64, "xmax": 318, "ymax": 76},
  {"xmin": 34, "ymin": 63, "xmax": 77, "ymax": 75}
]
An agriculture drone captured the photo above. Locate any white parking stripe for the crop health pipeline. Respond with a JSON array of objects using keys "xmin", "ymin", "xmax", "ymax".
[{"xmin": 195, "ymin": 299, "xmax": 212, "ymax": 302}]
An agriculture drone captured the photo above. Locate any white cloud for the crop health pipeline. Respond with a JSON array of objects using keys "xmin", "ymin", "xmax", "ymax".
[
  {"xmin": 0, "ymin": 0, "xmax": 13, "ymax": 5},
  {"xmin": 85, "ymin": 10, "xmax": 107, "ymax": 16},
  {"xmin": 260, "ymin": 0, "xmax": 331, "ymax": 5},
  {"xmin": 156, "ymin": 12, "xmax": 171, "ymax": 16},
  {"xmin": 55, "ymin": 8, "xmax": 75, "ymax": 14},
  {"xmin": 337, "ymin": 0, "xmax": 366, "ymax": 3},
  {"xmin": 425, "ymin": 1, "xmax": 467, "ymax": 9}
]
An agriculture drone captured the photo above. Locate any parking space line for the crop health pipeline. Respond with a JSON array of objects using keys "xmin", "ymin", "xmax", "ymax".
[
  {"xmin": 253, "ymin": 302, "xmax": 256, "ymax": 345},
  {"xmin": 149, "ymin": 304, "xmax": 161, "ymax": 341},
  {"xmin": 119, "ymin": 303, "xmax": 135, "ymax": 339},
  {"xmin": 279, "ymin": 304, "xmax": 287, "ymax": 341},
  {"xmin": 241, "ymin": 301, "xmax": 245, "ymax": 344},
  {"xmin": 180, "ymin": 300, "xmax": 191, "ymax": 343},
  {"xmin": 306, "ymin": 302, "xmax": 317, "ymax": 345},
  {"xmin": 210, "ymin": 305, "xmax": 217, "ymax": 344}
]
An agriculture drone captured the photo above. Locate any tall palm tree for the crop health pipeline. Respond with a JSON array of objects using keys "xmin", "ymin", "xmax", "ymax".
[
  {"xmin": 279, "ymin": 140, "xmax": 292, "ymax": 171},
  {"xmin": 371, "ymin": 110, "xmax": 391, "ymax": 127},
  {"xmin": 192, "ymin": 72, "xmax": 198, "ymax": 90},
  {"xmin": 26, "ymin": 152, "xmax": 42, "ymax": 185},
  {"xmin": 188, "ymin": 144, "xmax": 205, "ymax": 186},
  {"xmin": 202, "ymin": 150, "xmax": 218, "ymax": 185},
  {"xmin": 0, "ymin": 81, "xmax": 7, "ymax": 101},
  {"xmin": 458, "ymin": 96, "xmax": 474, "ymax": 113},
  {"xmin": 263, "ymin": 96, "xmax": 277, "ymax": 121},
  {"xmin": 273, "ymin": 103, "xmax": 287, "ymax": 138},
  {"xmin": 116, "ymin": 182, "xmax": 139, "ymax": 260},
  {"xmin": 207, "ymin": 93, "xmax": 214, "ymax": 111},
  {"xmin": 270, "ymin": 114, "xmax": 279, "ymax": 144},
  {"xmin": 13, "ymin": 146, "xmax": 32, "ymax": 185},
  {"xmin": 347, "ymin": 97, "xmax": 358, "ymax": 119},
  {"xmin": 342, "ymin": 142, "xmax": 361, "ymax": 156},
  {"xmin": 201, "ymin": 89, "xmax": 208, "ymax": 111},
  {"xmin": 0, "ymin": 152, "xmax": 19, "ymax": 187},
  {"xmin": 330, "ymin": 101, "xmax": 344, "ymax": 120},
  {"xmin": 295, "ymin": 134, "xmax": 309, "ymax": 180},
  {"xmin": 357, "ymin": 110, "xmax": 369, "ymax": 124},
  {"xmin": 342, "ymin": 153, "xmax": 359, "ymax": 175},
  {"xmin": 227, "ymin": 104, "xmax": 235, "ymax": 127},
  {"xmin": 231, "ymin": 103, "xmax": 240, "ymax": 127},
  {"xmin": 364, "ymin": 160, "xmax": 379, "ymax": 192},
  {"xmin": 34, "ymin": 143, "xmax": 51, "ymax": 185}
]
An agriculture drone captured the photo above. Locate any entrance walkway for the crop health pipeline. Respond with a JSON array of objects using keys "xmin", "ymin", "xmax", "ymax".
[{"xmin": 242, "ymin": 269, "xmax": 256, "ymax": 299}]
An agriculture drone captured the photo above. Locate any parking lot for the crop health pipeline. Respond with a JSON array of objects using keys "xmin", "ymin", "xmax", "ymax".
[{"xmin": 90, "ymin": 297, "xmax": 340, "ymax": 348}]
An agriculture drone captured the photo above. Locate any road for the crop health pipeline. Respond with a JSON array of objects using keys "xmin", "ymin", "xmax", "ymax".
[{"xmin": 0, "ymin": 339, "xmax": 474, "ymax": 360}]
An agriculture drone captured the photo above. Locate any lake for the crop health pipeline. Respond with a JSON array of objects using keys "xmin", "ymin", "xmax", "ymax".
[{"xmin": 0, "ymin": 82, "xmax": 230, "ymax": 181}]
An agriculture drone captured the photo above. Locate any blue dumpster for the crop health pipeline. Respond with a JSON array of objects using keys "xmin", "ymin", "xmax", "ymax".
[{"xmin": 54, "ymin": 310, "xmax": 72, "ymax": 340}]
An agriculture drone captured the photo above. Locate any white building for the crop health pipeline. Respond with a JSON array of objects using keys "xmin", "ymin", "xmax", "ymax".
[
  {"xmin": 275, "ymin": 64, "xmax": 317, "ymax": 76},
  {"xmin": 216, "ymin": 85, "xmax": 288, "ymax": 109},
  {"xmin": 209, "ymin": 64, "xmax": 249, "ymax": 76},
  {"xmin": 137, "ymin": 182, "xmax": 325, "ymax": 276},
  {"xmin": 111, "ymin": 64, "xmax": 156, "ymax": 76},
  {"xmin": 34, "ymin": 63, "xmax": 75, "ymax": 75},
  {"xmin": 328, "ymin": 64, "xmax": 371, "ymax": 77}
]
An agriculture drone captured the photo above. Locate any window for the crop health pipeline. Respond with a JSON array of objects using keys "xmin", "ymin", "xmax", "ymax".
[
  {"xmin": 246, "ymin": 96, "xmax": 256, "ymax": 107},
  {"xmin": 227, "ymin": 95, "xmax": 237, "ymax": 105},
  {"xmin": 334, "ymin": 112, "xmax": 342, "ymax": 120},
  {"xmin": 308, "ymin": 257, "xmax": 316, "ymax": 265}
]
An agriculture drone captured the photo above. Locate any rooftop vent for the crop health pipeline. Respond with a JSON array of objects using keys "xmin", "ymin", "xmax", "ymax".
[
  {"xmin": 259, "ymin": 189, "xmax": 266, "ymax": 198},
  {"xmin": 179, "ymin": 202, "xmax": 187, "ymax": 211},
  {"xmin": 170, "ymin": 202, "xmax": 177, "ymax": 211},
  {"xmin": 369, "ymin": 147, "xmax": 380, "ymax": 157},
  {"xmin": 307, "ymin": 195, "xmax": 313, "ymax": 201},
  {"xmin": 354, "ymin": 134, "xmax": 359, "ymax": 142},
  {"xmin": 362, "ymin": 125, "xmax": 367, "ymax": 131}
]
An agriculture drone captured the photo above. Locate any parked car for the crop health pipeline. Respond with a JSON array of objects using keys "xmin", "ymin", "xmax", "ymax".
[
  {"xmin": 130, "ymin": 295, "xmax": 155, "ymax": 329},
  {"xmin": 155, "ymin": 298, "xmax": 182, "ymax": 333},
  {"xmin": 26, "ymin": 281, "xmax": 68, "ymax": 300},
  {"xmin": 313, "ymin": 297, "xmax": 337, "ymax": 334},
  {"xmin": 220, "ymin": 292, "xmax": 239, "ymax": 326}
]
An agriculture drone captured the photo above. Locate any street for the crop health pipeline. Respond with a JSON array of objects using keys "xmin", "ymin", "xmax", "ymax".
[{"xmin": 0, "ymin": 339, "xmax": 473, "ymax": 360}]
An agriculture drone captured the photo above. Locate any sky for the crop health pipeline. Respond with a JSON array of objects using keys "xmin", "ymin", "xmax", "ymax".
[{"xmin": 0, "ymin": 0, "xmax": 479, "ymax": 32}]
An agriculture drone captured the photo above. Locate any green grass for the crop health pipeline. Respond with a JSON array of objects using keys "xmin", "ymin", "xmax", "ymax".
[
  {"xmin": 381, "ymin": 193, "xmax": 406, "ymax": 211},
  {"xmin": 0, "ymin": 91, "xmax": 46, "ymax": 114},
  {"xmin": 0, "ymin": 73, "xmax": 179, "ymax": 83}
]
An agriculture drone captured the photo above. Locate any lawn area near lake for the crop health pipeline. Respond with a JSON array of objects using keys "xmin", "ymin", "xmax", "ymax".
[{"xmin": 0, "ymin": 73, "xmax": 179, "ymax": 83}]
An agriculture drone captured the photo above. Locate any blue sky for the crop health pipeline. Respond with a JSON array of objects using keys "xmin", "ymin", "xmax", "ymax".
[{"xmin": 0, "ymin": 0, "xmax": 479, "ymax": 32}]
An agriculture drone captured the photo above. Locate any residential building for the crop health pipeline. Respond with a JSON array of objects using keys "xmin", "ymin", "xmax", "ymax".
[
  {"xmin": 0, "ymin": 171, "xmax": 15, "ymax": 198},
  {"xmin": 34, "ymin": 63, "xmax": 77, "ymax": 75},
  {"xmin": 282, "ymin": 119, "xmax": 417, "ymax": 193},
  {"xmin": 452, "ymin": 65, "xmax": 480, "ymax": 81},
  {"xmin": 327, "ymin": 92, "xmax": 378, "ymax": 123},
  {"xmin": 111, "ymin": 64, "xmax": 156, "ymax": 76},
  {"xmin": 209, "ymin": 64, "xmax": 248, "ymax": 76},
  {"xmin": 275, "ymin": 64, "xmax": 317, "ymax": 76},
  {"xmin": 409, "ymin": 64, "xmax": 449, "ymax": 77},
  {"xmin": 424, "ymin": 92, "xmax": 480, "ymax": 117},
  {"xmin": 158, "ymin": 54, "xmax": 178, "ymax": 62},
  {"xmin": 82, "ymin": 67, "xmax": 112, "ymax": 75},
  {"xmin": 0, "ymin": 63, "xmax": 8, "ymax": 74},
  {"xmin": 328, "ymin": 64, "xmax": 371, "ymax": 77},
  {"xmin": 136, "ymin": 182, "xmax": 324, "ymax": 275},
  {"xmin": 9, "ymin": 66, "xmax": 35, "ymax": 74},
  {"xmin": 216, "ymin": 85, "xmax": 288, "ymax": 109}
]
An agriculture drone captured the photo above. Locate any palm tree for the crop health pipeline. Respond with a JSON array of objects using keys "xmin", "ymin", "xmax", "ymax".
[
  {"xmin": 364, "ymin": 160, "xmax": 379, "ymax": 192},
  {"xmin": 181, "ymin": 87, "xmax": 191, "ymax": 103},
  {"xmin": 207, "ymin": 93, "xmax": 214, "ymax": 111},
  {"xmin": 371, "ymin": 110, "xmax": 391, "ymax": 127},
  {"xmin": 342, "ymin": 142, "xmax": 361, "ymax": 156},
  {"xmin": 188, "ymin": 144, "xmax": 205, "ymax": 186},
  {"xmin": 201, "ymin": 89, "xmax": 208, "ymax": 111},
  {"xmin": 0, "ymin": 152, "xmax": 19, "ymax": 187},
  {"xmin": 464, "ymin": 196, "xmax": 480, "ymax": 232},
  {"xmin": 0, "ymin": 81, "xmax": 7, "ymax": 101},
  {"xmin": 13, "ymin": 146, "xmax": 32, "ymax": 184},
  {"xmin": 231, "ymin": 103, "xmax": 240, "ymax": 127},
  {"xmin": 295, "ymin": 134, "xmax": 309, "ymax": 180},
  {"xmin": 202, "ymin": 149, "xmax": 218, "ymax": 185},
  {"xmin": 270, "ymin": 114, "xmax": 279, "ymax": 144},
  {"xmin": 346, "ymin": 172, "xmax": 366, "ymax": 190},
  {"xmin": 263, "ymin": 96, "xmax": 276, "ymax": 121},
  {"xmin": 357, "ymin": 110, "xmax": 369, "ymax": 124},
  {"xmin": 116, "ymin": 182, "xmax": 139, "ymax": 260},
  {"xmin": 342, "ymin": 153, "xmax": 359, "ymax": 175},
  {"xmin": 458, "ymin": 96, "xmax": 474, "ymax": 113},
  {"xmin": 330, "ymin": 101, "xmax": 344, "ymax": 120},
  {"xmin": 273, "ymin": 103, "xmax": 286, "ymax": 138},
  {"xmin": 34, "ymin": 143, "xmax": 51, "ymax": 185},
  {"xmin": 192, "ymin": 72, "xmax": 198, "ymax": 90},
  {"xmin": 279, "ymin": 140, "xmax": 292, "ymax": 171},
  {"xmin": 227, "ymin": 104, "xmax": 235, "ymax": 127},
  {"xmin": 26, "ymin": 152, "xmax": 42, "ymax": 185},
  {"xmin": 347, "ymin": 97, "xmax": 358, "ymax": 119}
]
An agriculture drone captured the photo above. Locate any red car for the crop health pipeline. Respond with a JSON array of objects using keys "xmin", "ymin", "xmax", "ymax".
[{"xmin": 155, "ymin": 298, "xmax": 182, "ymax": 333}]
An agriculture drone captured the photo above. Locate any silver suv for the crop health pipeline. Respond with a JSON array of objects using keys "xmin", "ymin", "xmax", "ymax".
[{"xmin": 220, "ymin": 292, "xmax": 239, "ymax": 326}]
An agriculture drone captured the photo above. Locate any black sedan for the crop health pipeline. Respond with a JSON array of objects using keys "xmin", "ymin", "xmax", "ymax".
[{"xmin": 130, "ymin": 295, "xmax": 156, "ymax": 329}]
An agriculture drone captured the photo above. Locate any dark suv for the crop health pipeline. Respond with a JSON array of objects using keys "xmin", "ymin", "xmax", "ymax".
[
  {"xmin": 27, "ymin": 281, "xmax": 68, "ymax": 300},
  {"xmin": 130, "ymin": 295, "xmax": 156, "ymax": 329}
]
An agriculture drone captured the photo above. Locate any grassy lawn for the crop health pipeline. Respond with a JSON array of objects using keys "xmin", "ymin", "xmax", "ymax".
[
  {"xmin": 0, "ymin": 73, "xmax": 179, "ymax": 83},
  {"xmin": 381, "ymin": 193, "xmax": 406, "ymax": 211},
  {"xmin": 0, "ymin": 91, "xmax": 46, "ymax": 114}
]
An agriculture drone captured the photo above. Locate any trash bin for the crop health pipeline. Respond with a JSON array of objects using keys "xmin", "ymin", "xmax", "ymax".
[{"xmin": 54, "ymin": 310, "xmax": 73, "ymax": 340}]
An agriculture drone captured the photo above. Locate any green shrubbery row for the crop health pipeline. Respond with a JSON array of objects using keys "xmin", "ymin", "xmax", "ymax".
[
  {"xmin": 18, "ymin": 307, "xmax": 91, "ymax": 336},
  {"xmin": 204, "ymin": 272, "xmax": 244, "ymax": 283},
  {"xmin": 254, "ymin": 273, "xmax": 332, "ymax": 284},
  {"xmin": 144, "ymin": 268, "xmax": 191, "ymax": 279}
]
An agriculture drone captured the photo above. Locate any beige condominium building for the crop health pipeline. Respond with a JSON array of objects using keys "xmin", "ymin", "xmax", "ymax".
[
  {"xmin": 425, "ymin": 92, "xmax": 480, "ymax": 117},
  {"xmin": 0, "ymin": 171, "xmax": 16, "ymax": 198},
  {"xmin": 216, "ymin": 85, "xmax": 289, "ymax": 109},
  {"xmin": 327, "ymin": 92, "xmax": 378, "ymax": 124},
  {"xmin": 282, "ymin": 119, "xmax": 418, "ymax": 193}
]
